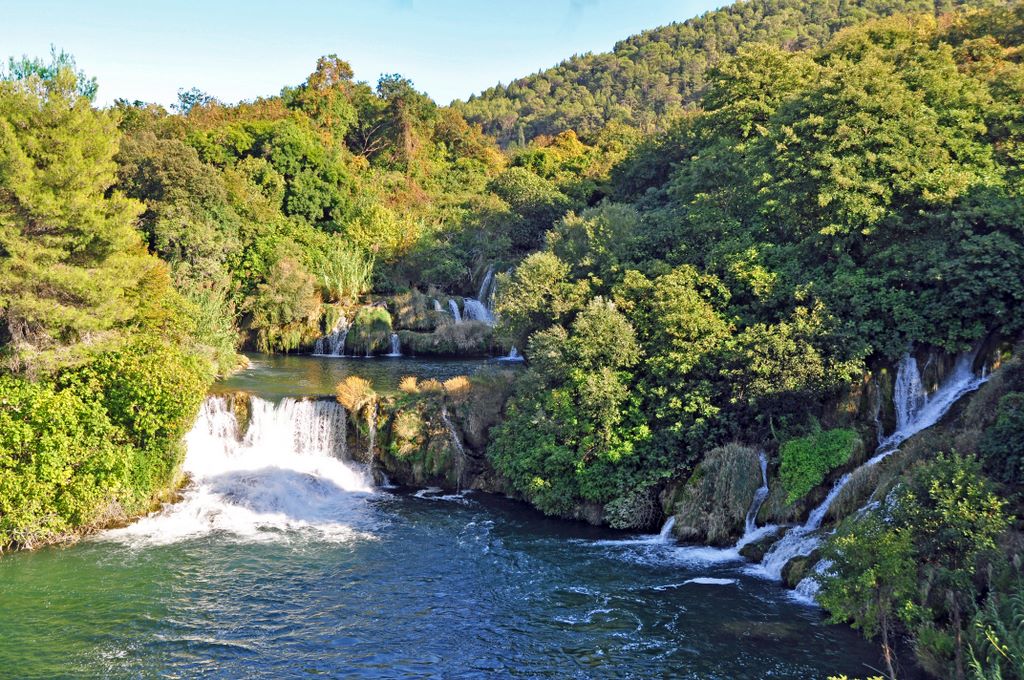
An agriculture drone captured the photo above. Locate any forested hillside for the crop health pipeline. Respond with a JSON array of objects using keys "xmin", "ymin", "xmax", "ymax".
[{"xmin": 455, "ymin": 0, "xmax": 1005, "ymax": 145}]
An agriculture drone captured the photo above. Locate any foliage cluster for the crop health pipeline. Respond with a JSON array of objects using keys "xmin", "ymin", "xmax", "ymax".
[{"xmin": 779, "ymin": 428, "xmax": 858, "ymax": 503}]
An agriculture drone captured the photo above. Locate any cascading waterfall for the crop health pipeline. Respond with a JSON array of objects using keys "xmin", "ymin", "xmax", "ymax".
[
  {"xmin": 658, "ymin": 516, "xmax": 677, "ymax": 541},
  {"xmin": 386, "ymin": 333, "xmax": 401, "ymax": 357},
  {"xmin": 462, "ymin": 299, "xmax": 495, "ymax": 325},
  {"xmin": 433, "ymin": 299, "xmax": 443, "ymax": 313},
  {"xmin": 366, "ymin": 403, "xmax": 378, "ymax": 461},
  {"xmin": 459, "ymin": 266, "xmax": 498, "ymax": 326},
  {"xmin": 440, "ymin": 404, "xmax": 468, "ymax": 490},
  {"xmin": 448, "ymin": 299, "xmax": 463, "ymax": 323},
  {"xmin": 735, "ymin": 451, "xmax": 776, "ymax": 549},
  {"xmin": 313, "ymin": 317, "xmax": 349, "ymax": 356},
  {"xmin": 477, "ymin": 265, "xmax": 495, "ymax": 308},
  {"xmin": 103, "ymin": 396, "xmax": 373, "ymax": 545},
  {"xmin": 757, "ymin": 349, "xmax": 989, "ymax": 583}
]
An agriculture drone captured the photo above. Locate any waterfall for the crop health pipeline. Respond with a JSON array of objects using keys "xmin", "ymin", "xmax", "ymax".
[
  {"xmin": 386, "ymin": 333, "xmax": 401, "ymax": 357},
  {"xmin": 448, "ymin": 299, "xmax": 463, "ymax": 323},
  {"xmin": 313, "ymin": 317, "xmax": 349, "ymax": 356},
  {"xmin": 433, "ymin": 299, "xmax": 443, "ymax": 313},
  {"xmin": 463, "ymin": 299, "xmax": 495, "ymax": 325},
  {"xmin": 499, "ymin": 346, "xmax": 524, "ymax": 362},
  {"xmin": 756, "ymin": 349, "xmax": 988, "ymax": 582},
  {"xmin": 103, "ymin": 396, "xmax": 372, "ymax": 545},
  {"xmin": 659, "ymin": 516, "xmax": 676, "ymax": 541},
  {"xmin": 366, "ymin": 403, "xmax": 378, "ymax": 462},
  {"xmin": 739, "ymin": 452, "xmax": 772, "ymax": 541},
  {"xmin": 440, "ymin": 404, "xmax": 468, "ymax": 490},
  {"xmin": 477, "ymin": 266, "xmax": 495, "ymax": 307}
]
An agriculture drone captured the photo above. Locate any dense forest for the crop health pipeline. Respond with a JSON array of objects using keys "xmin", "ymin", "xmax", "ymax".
[
  {"xmin": 455, "ymin": 0, "xmax": 1009, "ymax": 144},
  {"xmin": 2, "ymin": 0, "xmax": 1024, "ymax": 677}
]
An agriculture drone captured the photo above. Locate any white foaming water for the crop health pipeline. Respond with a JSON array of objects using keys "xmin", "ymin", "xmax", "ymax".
[
  {"xmin": 790, "ymin": 559, "xmax": 831, "ymax": 606},
  {"xmin": 103, "ymin": 396, "xmax": 374, "ymax": 546},
  {"xmin": 386, "ymin": 333, "xmax": 401, "ymax": 357},
  {"xmin": 755, "ymin": 349, "xmax": 988, "ymax": 583},
  {"xmin": 596, "ymin": 453, "xmax": 777, "ymax": 567},
  {"xmin": 684, "ymin": 577, "xmax": 737, "ymax": 586},
  {"xmin": 590, "ymin": 516, "xmax": 676, "ymax": 547},
  {"xmin": 433, "ymin": 299, "xmax": 443, "ymax": 312},
  {"xmin": 463, "ymin": 299, "xmax": 495, "ymax": 325},
  {"xmin": 448, "ymin": 299, "xmax": 463, "ymax": 323},
  {"xmin": 499, "ymin": 346, "xmax": 524, "ymax": 362}
]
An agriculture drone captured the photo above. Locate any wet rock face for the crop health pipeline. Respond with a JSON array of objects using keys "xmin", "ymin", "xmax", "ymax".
[
  {"xmin": 738, "ymin": 527, "xmax": 784, "ymax": 562},
  {"xmin": 781, "ymin": 550, "xmax": 820, "ymax": 589},
  {"xmin": 668, "ymin": 444, "xmax": 762, "ymax": 547}
]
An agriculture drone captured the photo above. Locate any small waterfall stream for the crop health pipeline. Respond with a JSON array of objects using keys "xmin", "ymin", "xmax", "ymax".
[
  {"xmin": 757, "ymin": 350, "xmax": 988, "ymax": 583},
  {"xmin": 499, "ymin": 346, "xmax": 524, "ymax": 362},
  {"xmin": 313, "ymin": 318, "xmax": 349, "ymax": 356},
  {"xmin": 386, "ymin": 333, "xmax": 401, "ymax": 357},
  {"xmin": 736, "ymin": 451, "xmax": 776, "ymax": 549},
  {"xmin": 463, "ymin": 299, "xmax": 494, "ymax": 325},
  {"xmin": 448, "ymin": 299, "xmax": 463, "ymax": 323}
]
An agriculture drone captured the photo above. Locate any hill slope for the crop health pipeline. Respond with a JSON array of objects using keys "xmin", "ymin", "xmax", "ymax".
[{"xmin": 455, "ymin": 0, "xmax": 1002, "ymax": 144}]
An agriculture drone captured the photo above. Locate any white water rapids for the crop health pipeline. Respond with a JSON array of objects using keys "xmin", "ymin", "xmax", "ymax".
[{"xmin": 104, "ymin": 396, "xmax": 374, "ymax": 546}]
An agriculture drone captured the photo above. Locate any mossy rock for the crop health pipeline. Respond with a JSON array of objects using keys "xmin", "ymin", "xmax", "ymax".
[
  {"xmin": 377, "ymin": 402, "xmax": 460, "ymax": 488},
  {"xmin": 398, "ymin": 321, "xmax": 493, "ymax": 357},
  {"xmin": 347, "ymin": 306, "xmax": 393, "ymax": 356},
  {"xmin": 738, "ymin": 527, "xmax": 785, "ymax": 562},
  {"xmin": 388, "ymin": 290, "xmax": 444, "ymax": 333},
  {"xmin": 758, "ymin": 480, "xmax": 820, "ymax": 526},
  {"xmin": 670, "ymin": 444, "xmax": 762, "ymax": 547},
  {"xmin": 229, "ymin": 392, "xmax": 252, "ymax": 440},
  {"xmin": 781, "ymin": 550, "xmax": 820, "ymax": 589}
]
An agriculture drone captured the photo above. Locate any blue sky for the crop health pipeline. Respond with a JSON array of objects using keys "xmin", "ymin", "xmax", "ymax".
[{"xmin": 3, "ymin": 0, "xmax": 725, "ymax": 107}]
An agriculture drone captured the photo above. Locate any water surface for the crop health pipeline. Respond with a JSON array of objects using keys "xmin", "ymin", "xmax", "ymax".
[
  {"xmin": 218, "ymin": 353, "xmax": 507, "ymax": 398},
  {"xmin": 0, "ymin": 492, "xmax": 886, "ymax": 679}
]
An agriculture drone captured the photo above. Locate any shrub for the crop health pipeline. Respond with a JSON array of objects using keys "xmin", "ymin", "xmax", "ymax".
[
  {"xmin": 397, "ymin": 321, "xmax": 493, "ymax": 357},
  {"xmin": 0, "ymin": 376, "xmax": 127, "ymax": 549},
  {"xmin": 335, "ymin": 376, "xmax": 376, "ymax": 413},
  {"xmin": 346, "ymin": 306, "xmax": 393, "ymax": 356},
  {"xmin": 780, "ymin": 427, "xmax": 858, "ymax": 503},
  {"xmin": 309, "ymin": 235, "xmax": 373, "ymax": 305},
  {"xmin": 979, "ymin": 392, "xmax": 1024, "ymax": 485},
  {"xmin": 58, "ymin": 339, "xmax": 210, "ymax": 496},
  {"xmin": 0, "ymin": 338, "xmax": 210, "ymax": 550}
]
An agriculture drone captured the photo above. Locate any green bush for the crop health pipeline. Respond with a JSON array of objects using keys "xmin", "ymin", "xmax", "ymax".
[
  {"xmin": 0, "ymin": 376, "xmax": 128, "ymax": 549},
  {"xmin": 780, "ymin": 427, "xmax": 858, "ymax": 503},
  {"xmin": 61, "ymin": 339, "xmax": 209, "ymax": 449},
  {"xmin": 0, "ymin": 339, "xmax": 208, "ymax": 551},
  {"xmin": 346, "ymin": 306, "xmax": 394, "ymax": 356},
  {"xmin": 979, "ymin": 392, "xmax": 1024, "ymax": 485}
]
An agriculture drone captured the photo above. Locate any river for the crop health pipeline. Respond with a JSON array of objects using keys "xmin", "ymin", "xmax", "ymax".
[{"xmin": 0, "ymin": 355, "xmax": 886, "ymax": 678}]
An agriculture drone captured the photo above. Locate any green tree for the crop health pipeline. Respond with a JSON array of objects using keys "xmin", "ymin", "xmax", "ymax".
[
  {"xmin": 0, "ymin": 57, "xmax": 150, "ymax": 373},
  {"xmin": 494, "ymin": 251, "xmax": 589, "ymax": 347},
  {"xmin": 820, "ymin": 510, "xmax": 920, "ymax": 680}
]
